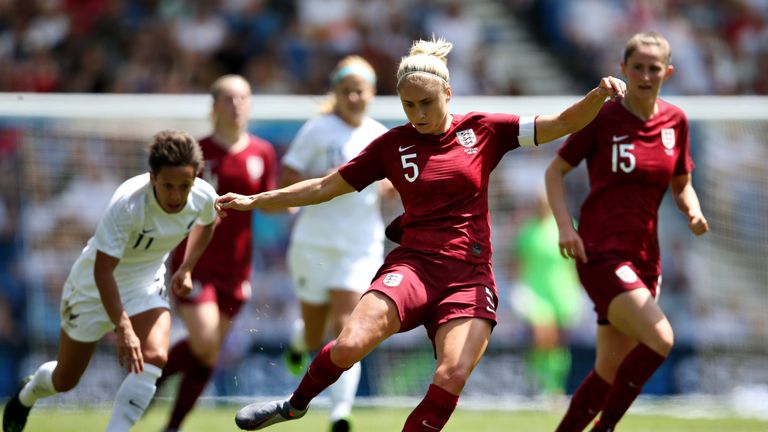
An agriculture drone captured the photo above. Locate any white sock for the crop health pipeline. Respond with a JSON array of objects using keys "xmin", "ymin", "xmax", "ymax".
[
  {"xmin": 290, "ymin": 318, "xmax": 308, "ymax": 352},
  {"xmin": 105, "ymin": 364, "xmax": 162, "ymax": 432},
  {"xmin": 19, "ymin": 361, "xmax": 58, "ymax": 407},
  {"xmin": 329, "ymin": 361, "xmax": 360, "ymax": 421}
]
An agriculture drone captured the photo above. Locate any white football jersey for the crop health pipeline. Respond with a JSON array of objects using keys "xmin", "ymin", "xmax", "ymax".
[
  {"xmin": 282, "ymin": 114, "xmax": 387, "ymax": 254},
  {"xmin": 62, "ymin": 173, "xmax": 218, "ymax": 303}
]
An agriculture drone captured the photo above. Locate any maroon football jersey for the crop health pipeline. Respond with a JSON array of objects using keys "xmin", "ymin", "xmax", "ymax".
[
  {"xmin": 339, "ymin": 112, "xmax": 529, "ymax": 264},
  {"xmin": 558, "ymin": 99, "xmax": 693, "ymax": 265},
  {"xmin": 173, "ymin": 134, "xmax": 278, "ymax": 279}
]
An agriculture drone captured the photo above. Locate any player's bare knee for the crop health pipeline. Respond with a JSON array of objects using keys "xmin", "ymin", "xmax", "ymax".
[
  {"xmin": 643, "ymin": 322, "xmax": 674, "ymax": 356},
  {"xmin": 143, "ymin": 350, "xmax": 168, "ymax": 368},
  {"xmin": 433, "ymin": 363, "xmax": 472, "ymax": 392},
  {"xmin": 330, "ymin": 338, "xmax": 363, "ymax": 368},
  {"xmin": 198, "ymin": 350, "xmax": 219, "ymax": 367},
  {"xmin": 653, "ymin": 331, "xmax": 674, "ymax": 356},
  {"xmin": 190, "ymin": 344, "xmax": 219, "ymax": 365}
]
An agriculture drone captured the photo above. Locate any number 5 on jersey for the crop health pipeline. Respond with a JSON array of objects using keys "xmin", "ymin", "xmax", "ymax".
[{"xmin": 401, "ymin": 153, "xmax": 419, "ymax": 182}]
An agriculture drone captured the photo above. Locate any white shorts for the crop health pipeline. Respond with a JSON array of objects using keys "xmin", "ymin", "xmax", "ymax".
[
  {"xmin": 59, "ymin": 280, "xmax": 170, "ymax": 343},
  {"xmin": 287, "ymin": 244, "xmax": 382, "ymax": 305}
]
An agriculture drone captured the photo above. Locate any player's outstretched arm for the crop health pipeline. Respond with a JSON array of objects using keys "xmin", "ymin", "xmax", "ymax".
[
  {"xmin": 535, "ymin": 76, "xmax": 626, "ymax": 144},
  {"xmin": 670, "ymin": 173, "xmax": 709, "ymax": 236},
  {"xmin": 216, "ymin": 171, "xmax": 355, "ymax": 217}
]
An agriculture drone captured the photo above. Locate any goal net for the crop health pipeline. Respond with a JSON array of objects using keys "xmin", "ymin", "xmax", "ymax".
[{"xmin": 0, "ymin": 94, "xmax": 766, "ymax": 416}]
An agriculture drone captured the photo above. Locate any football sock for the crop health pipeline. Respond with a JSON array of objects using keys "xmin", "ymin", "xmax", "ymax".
[
  {"xmin": 158, "ymin": 339, "xmax": 194, "ymax": 387},
  {"xmin": 597, "ymin": 343, "xmax": 666, "ymax": 428},
  {"xmin": 106, "ymin": 363, "xmax": 162, "ymax": 432},
  {"xmin": 402, "ymin": 384, "xmax": 458, "ymax": 432},
  {"xmin": 19, "ymin": 361, "xmax": 58, "ymax": 407},
  {"xmin": 289, "ymin": 341, "xmax": 348, "ymax": 411},
  {"xmin": 555, "ymin": 370, "xmax": 610, "ymax": 432},
  {"xmin": 167, "ymin": 355, "xmax": 213, "ymax": 429},
  {"xmin": 329, "ymin": 361, "xmax": 361, "ymax": 421}
]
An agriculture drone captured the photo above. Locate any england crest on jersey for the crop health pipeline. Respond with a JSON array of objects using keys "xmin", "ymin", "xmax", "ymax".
[
  {"xmin": 247, "ymin": 156, "xmax": 265, "ymax": 181},
  {"xmin": 661, "ymin": 128, "xmax": 675, "ymax": 155},
  {"xmin": 615, "ymin": 265, "xmax": 639, "ymax": 284},
  {"xmin": 383, "ymin": 273, "xmax": 403, "ymax": 287},
  {"xmin": 456, "ymin": 129, "xmax": 476, "ymax": 147}
]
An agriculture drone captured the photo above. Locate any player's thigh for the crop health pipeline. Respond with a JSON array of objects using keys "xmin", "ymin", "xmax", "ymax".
[
  {"xmin": 178, "ymin": 301, "xmax": 222, "ymax": 353},
  {"xmin": 329, "ymin": 289, "xmax": 362, "ymax": 336},
  {"xmin": 434, "ymin": 317, "xmax": 493, "ymax": 371},
  {"xmin": 594, "ymin": 323, "xmax": 637, "ymax": 383},
  {"xmin": 433, "ymin": 317, "xmax": 493, "ymax": 393},
  {"xmin": 130, "ymin": 307, "xmax": 171, "ymax": 366},
  {"xmin": 53, "ymin": 329, "xmax": 97, "ymax": 391},
  {"xmin": 333, "ymin": 291, "xmax": 400, "ymax": 367},
  {"xmin": 607, "ymin": 289, "xmax": 673, "ymax": 354}
]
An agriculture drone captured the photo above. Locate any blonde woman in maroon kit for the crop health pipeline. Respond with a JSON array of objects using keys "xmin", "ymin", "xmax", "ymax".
[{"xmin": 217, "ymin": 37, "xmax": 626, "ymax": 431}]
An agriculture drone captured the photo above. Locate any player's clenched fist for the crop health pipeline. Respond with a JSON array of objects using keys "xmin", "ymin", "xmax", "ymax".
[
  {"xmin": 598, "ymin": 75, "xmax": 627, "ymax": 100},
  {"xmin": 688, "ymin": 213, "xmax": 709, "ymax": 236}
]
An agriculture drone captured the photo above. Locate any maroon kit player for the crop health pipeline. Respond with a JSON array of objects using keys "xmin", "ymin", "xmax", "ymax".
[
  {"xmin": 216, "ymin": 37, "xmax": 625, "ymax": 431},
  {"xmin": 545, "ymin": 32, "xmax": 709, "ymax": 432},
  {"xmin": 159, "ymin": 75, "xmax": 278, "ymax": 432}
]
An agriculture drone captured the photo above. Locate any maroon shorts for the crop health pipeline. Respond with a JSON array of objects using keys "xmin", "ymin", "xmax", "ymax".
[
  {"xmin": 173, "ymin": 273, "xmax": 251, "ymax": 317},
  {"xmin": 576, "ymin": 253, "xmax": 660, "ymax": 323},
  {"xmin": 367, "ymin": 248, "xmax": 498, "ymax": 345}
]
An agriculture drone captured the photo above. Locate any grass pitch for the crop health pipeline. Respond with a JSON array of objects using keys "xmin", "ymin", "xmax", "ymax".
[{"xmin": 19, "ymin": 403, "xmax": 768, "ymax": 431}]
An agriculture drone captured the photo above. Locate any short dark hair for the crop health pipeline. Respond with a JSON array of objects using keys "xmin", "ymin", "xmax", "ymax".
[{"xmin": 148, "ymin": 130, "xmax": 204, "ymax": 175}]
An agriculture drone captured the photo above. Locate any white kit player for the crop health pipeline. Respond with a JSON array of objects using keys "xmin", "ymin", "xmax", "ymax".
[
  {"xmin": 279, "ymin": 56, "xmax": 390, "ymax": 431},
  {"xmin": 2, "ymin": 130, "xmax": 217, "ymax": 432}
]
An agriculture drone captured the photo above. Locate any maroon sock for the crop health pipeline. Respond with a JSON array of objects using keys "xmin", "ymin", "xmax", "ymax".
[
  {"xmin": 167, "ymin": 358, "xmax": 213, "ymax": 429},
  {"xmin": 555, "ymin": 370, "xmax": 610, "ymax": 432},
  {"xmin": 402, "ymin": 384, "xmax": 459, "ymax": 432},
  {"xmin": 598, "ymin": 343, "xmax": 666, "ymax": 428},
  {"xmin": 158, "ymin": 339, "xmax": 194, "ymax": 388},
  {"xmin": 289, "ymin": 341, "xmax": 348, "ymax": 410}
]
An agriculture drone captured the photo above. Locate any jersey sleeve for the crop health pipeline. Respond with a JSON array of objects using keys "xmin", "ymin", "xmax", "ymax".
[
  {"xmin": 478, "ymin": 112, "xmax": 527, "ymax": 151},
  {"xmin": 558, "ymin": 117, "xmax": 598, "ymax": 167},
  {"xmin": 674, "ymin": 114, "xmax": 694, "ymax": 175},
  {"xmin": 195, "ymin": 178, "xmax": 218, "ymax": 226},
  {"xmin": 337, "ymin": 133, "xmax": 387, "ymax": 192},
  {"xmin": 282, "ymin": 119, "xmax": 319, "ymax": 172},
  {"xmin": 92, "ymin": 194, "xmax": 136, "ymax": 259}
]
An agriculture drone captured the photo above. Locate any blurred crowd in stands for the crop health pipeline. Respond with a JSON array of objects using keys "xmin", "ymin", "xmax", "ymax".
[
  {"xmin": 523, "ymin": 0, "xmax": 768, "ymax": 94},
  {"xmin": 1, "ymin": 0, "xmax": 766, "ymax": 96},
  {"xmin": 0, "ymin": 0, "xmax": 491, "ymax": 95},
  {"xmin": 1, "ymin": 0, "xmax": 767, "ymax": 399}
]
